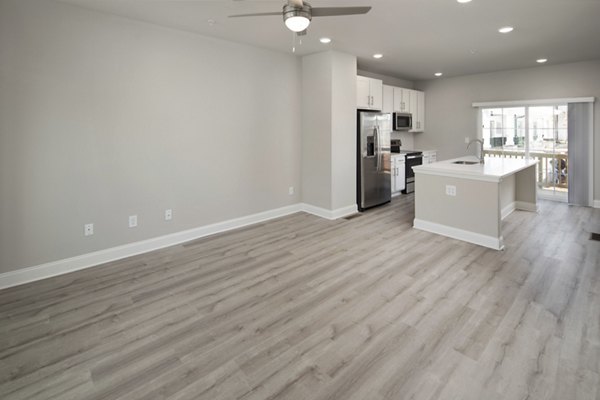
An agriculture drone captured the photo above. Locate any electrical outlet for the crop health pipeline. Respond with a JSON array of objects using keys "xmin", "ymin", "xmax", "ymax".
[
  {"xmin": 129, "ymin": 215, "xmax": 138, "ymax": 228},
  {"xmin": 165, "ymin": 209, "xmax": 172, "ymax": 221},
  {"xmin": 84, "ymin": 223, "xmax": 94, "ymax": 236},
  {"xmin": 446, "ymin": 185, "xmax": 457, "ymax": 196},
  {"xmin": 288, "ymin": 186, "xmax": 295, "ymax": 195}
]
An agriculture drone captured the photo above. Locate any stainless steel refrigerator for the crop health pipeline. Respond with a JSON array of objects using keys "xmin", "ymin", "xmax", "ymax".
[{"xmin": 357, "ymin": 111, "xmax": 391, "ymax": 211}]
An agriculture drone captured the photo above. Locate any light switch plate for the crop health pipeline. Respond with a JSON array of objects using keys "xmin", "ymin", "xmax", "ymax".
[
  {"xmin": 84, "ymin": 223, "xmax": 94, "ymax": 236},
  {"xmin": 446, "ymin": 185, "xmax": 457, "ymax": 196},
  {"xmin": 165, "ymin": 209, "xmax": 172, "ymax": 221}
]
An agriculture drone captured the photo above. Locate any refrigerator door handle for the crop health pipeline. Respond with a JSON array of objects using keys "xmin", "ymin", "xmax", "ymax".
[{"xmin": 373, "ymin": 126, "xmax": 379, "ymax": 171}]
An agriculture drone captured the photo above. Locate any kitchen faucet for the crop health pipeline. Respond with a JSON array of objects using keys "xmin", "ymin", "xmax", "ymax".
[{"xmin": 467, "ymin": 139, "xmax": 485, "ymax": 164}]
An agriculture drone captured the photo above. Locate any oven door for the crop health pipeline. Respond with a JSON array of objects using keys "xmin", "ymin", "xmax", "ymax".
[{"xmin": 402, "ymin": 154, "xmax": 422, "ymax": 194}]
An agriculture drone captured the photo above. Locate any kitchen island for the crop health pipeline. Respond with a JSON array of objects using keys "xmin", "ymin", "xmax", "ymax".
[{"xmin": 412, "ymin": 156, "xmax": 538, "ymax": 250}]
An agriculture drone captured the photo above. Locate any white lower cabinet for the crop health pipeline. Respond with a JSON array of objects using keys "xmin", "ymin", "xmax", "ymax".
[
  {"xmin": 391, "ymin": 155, "xmax": 406, "ymax": 194},
  {"xmin": 422, "ymin": 150, "xmax": 437, "ymax": 164}
]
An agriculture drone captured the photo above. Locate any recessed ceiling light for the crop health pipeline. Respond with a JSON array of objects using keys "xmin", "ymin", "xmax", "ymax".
[
  {"xmin": 319, "ymin": 37, "xmax": 332, "ymax": 44},
  {"xmin": 536, "ymin": 58, "xmax": 548, "ymax": 63},
  {"xmin": 457, "ymin": 0, "xmax": 472, "ymax": 3},
  {"xmin": 435, "ymin": 72, "xmax": 443, "ymax": 77},
  {"xmin": 373, "ymin": 54, "xmax": 383, "ymax": 59},
  {"xmin": 498, "ymin": 26, "xmax": 514, "ymax": 33}
]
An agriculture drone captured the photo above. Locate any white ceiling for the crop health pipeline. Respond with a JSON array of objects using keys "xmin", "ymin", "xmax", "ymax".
[{"xmin": 61, "ymin": 0, "xmax": 600, "ymax": 81}]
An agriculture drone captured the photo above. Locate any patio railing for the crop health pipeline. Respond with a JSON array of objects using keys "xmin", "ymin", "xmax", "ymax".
[{"xmin": 483, "ymin": 148, "xmax": 568, "ymax": 190}]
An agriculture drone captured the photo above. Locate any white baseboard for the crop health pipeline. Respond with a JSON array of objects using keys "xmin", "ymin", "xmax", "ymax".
[
  {"xmin": 300, "ymin": 203, "xmax": 358, "ymax": 220},
  {"xmin": 0, "ymin": 204, "xmax": 303, "ymax": 290},
  {"xmin": 501, "ymin": 202, "xmax": 516, "ymax": 220},
  {"xmin": 413, "ymin": 218, "xmax": 504, "ymax": 251},
  {"xmin": 502, "ymin": 201, "xmax": 539, "ymax": 219},
  {"xmin": 515, "ymin": 201, "xmax": 539, "ymax": 213},
  {"xmin": 0, "ymin": 202, "xmax": 360, "ymax": 290},
  {"xmin": 594, "ymin": 200, "xmax": 600, "ymax": 209}
]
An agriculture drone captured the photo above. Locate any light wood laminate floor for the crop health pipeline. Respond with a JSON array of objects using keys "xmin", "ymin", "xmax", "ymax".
[{"xmin": 1, "ymin": 196, "xmax": 599, "ymax": 400}]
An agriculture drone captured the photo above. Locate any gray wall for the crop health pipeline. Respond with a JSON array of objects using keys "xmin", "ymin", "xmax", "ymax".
[
  {"xmin": 301, "ymin": 53, "xmax": 332, "ymax": 209},
  {"xmin": 414, "ymin": 60, "xmax": 600, "ymax": 200},
  {"xmin": 0, "ymin": 0, "xmax": 302, "ymax": 273},
  {"xmin": 330, "ymin": 52, "xmax": 357, "ymax": 210},
  {"xmin": 302, "ymin": 51, "xmax": 357, "ymax": 211}
]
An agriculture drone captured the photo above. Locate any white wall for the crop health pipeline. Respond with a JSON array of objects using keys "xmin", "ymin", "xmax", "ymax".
[
  {"xmin": 0, "ymin": 0, "xmax": 302, "ymax": 273},
  {"xmin": 414, "ymin": 60, "xmax": 600, "ymax": 200}
]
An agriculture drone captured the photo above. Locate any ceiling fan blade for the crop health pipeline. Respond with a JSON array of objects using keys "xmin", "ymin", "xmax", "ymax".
[
  {"xmin": 311, "ymin": 6, "xmax": 372, "ymax": 17},
  {"xmin": 228, "ymin": 12, "xmax": 281, "ymax": 18}
]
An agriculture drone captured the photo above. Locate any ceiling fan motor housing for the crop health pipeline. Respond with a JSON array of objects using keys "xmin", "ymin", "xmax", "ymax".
[{"xmin": 283, "ymin": 3, "xmax": 312, "ymax": 25}]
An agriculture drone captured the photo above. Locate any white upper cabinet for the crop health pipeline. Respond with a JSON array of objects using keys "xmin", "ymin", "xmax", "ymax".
[
  {"xmin": 357, "ymin": 76, "xmax": 371, "ymax": 109},
  {"xmin": 393, "ymin": 87, "xmax": 410, "ymax": 112},
  {"xmin": 410, "ymin": 90, "xmax": 425, "ymax": 132},
  {"xmin": 358, "ymin": 78, "xmax": 424, "ymax": 129},
  {"xmin": 357, "ymin": 76, "xmax": 383, "ymax": 110},
  {"xmin": 382, "ymin": 85, "xmax": 394, "ymax": 114}
]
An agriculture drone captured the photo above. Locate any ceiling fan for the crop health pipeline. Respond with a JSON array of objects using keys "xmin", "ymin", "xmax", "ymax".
[{"xmin": 229, "ymin": 0, "xmax": 371, "ymax": 34}]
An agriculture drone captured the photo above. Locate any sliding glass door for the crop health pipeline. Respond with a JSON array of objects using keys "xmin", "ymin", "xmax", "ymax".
[
  {"xmin": 528, "ymin": 105, "xmax": 568, "ymax": 200},
  {"xmin": 481, "ymin": 104, "xmax": 568, "ymax": 201}
]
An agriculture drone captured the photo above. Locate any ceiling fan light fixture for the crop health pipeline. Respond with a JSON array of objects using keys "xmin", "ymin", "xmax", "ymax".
[
  {"xmin": 285, "ymin": 15, "xmax": 310, "ymax": 32},
  {"xmin": 283, "ymin": 4, "xmax": 312, "ymax": 32}
]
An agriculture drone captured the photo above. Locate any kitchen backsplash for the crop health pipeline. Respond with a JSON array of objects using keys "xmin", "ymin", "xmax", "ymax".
[{"xmin": 391, "ymin": 131, "xmax": 415, "ymax": 150}]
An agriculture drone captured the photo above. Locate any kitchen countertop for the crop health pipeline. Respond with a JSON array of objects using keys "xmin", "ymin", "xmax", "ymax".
[{"xmin": 413, "ymin": 155, "xmax": 538, "ymax": 183}]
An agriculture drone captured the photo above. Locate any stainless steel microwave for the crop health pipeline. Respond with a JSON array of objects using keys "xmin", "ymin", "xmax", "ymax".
[{"xmin": 393, "ymin": 112, "xmax": 412, "ymax": 131}]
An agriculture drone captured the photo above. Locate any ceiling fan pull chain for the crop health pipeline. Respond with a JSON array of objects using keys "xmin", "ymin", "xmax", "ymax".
[{"xmin": 292, "ymin": 32, "xmax": 296, "ymax": 53}]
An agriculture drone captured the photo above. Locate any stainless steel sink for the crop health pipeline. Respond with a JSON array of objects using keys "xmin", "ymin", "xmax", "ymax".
[{"xmin": 452, "ymin": 160, "xmax": 480, "ymax": 165}]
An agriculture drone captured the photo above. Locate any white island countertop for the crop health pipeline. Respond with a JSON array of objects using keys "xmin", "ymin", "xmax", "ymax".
[{"xmin": 413, "ymin": 156, "xmax": 538, "ymax": 183}]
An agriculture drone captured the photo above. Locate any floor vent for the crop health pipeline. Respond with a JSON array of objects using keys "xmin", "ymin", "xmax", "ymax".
[{"xmin": 591, "ymin": 233, "xmax": 600, "ymax": 241}]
